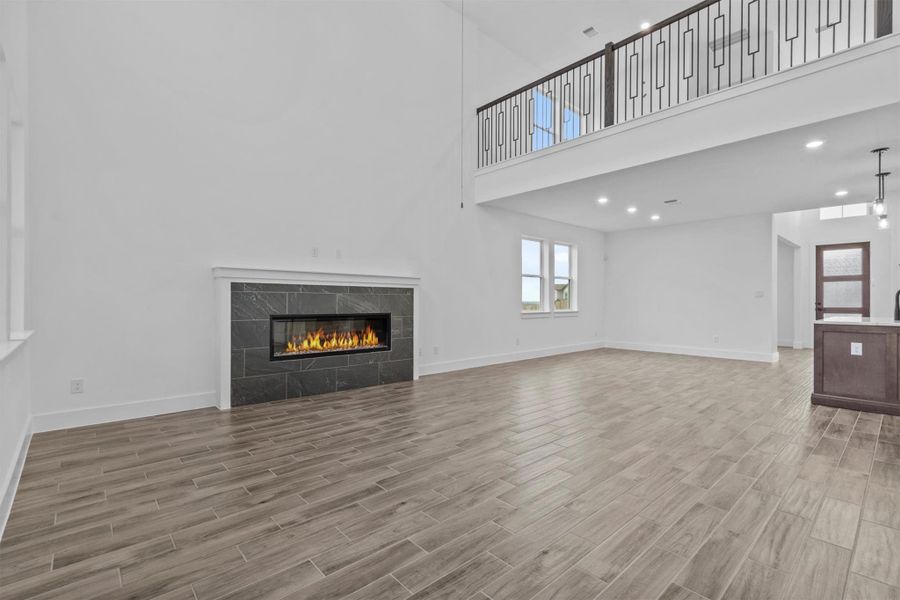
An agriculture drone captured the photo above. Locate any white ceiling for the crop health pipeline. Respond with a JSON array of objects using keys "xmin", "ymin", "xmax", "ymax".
[
  {"xmin": 483, "ymin": 104, "xmax": 900, "ymax": 232},
  {"xmin": 460, "ymin": 0, "xmax": 696, "ymax": 86}
]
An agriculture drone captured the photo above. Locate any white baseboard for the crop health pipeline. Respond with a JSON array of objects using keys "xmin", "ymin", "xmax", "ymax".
[
  {"xmin": 419, "ymin": 340, "xmax": 606, "ymax": 376},
  {"xmin": 26, "ymin": 339, "xmax": 784, "ymax": 433},
  {"xmin": 32, "ymin": 391, "xmax": 218, "ymax": 433},
  {"xmin": 1, "ymin": 416, "xmax": 32, "ymax": 542},
  {"xmin": 603, "ymin": 340, "xmax": 779, "ymax": 363}
]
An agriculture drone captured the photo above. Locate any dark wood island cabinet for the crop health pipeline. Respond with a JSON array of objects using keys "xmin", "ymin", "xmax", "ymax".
[{"xmin": 813, "ymin": 318, "xmax": 900, "ymax": 416}]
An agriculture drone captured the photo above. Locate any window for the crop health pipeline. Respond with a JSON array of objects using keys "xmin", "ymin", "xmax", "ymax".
[
  {"xmin": 521, "ymin": 238, "xmax": 544, "ymax": 312},
  {"xmin": 562, "ymin": 107, "xmax": 581, "ymax": 142},
  {"xmin": 521, "ymin": 238, "xmax": 578, "ymax": 314},
  {"xmin": 1, "ymin": 61, "xmax": 27, "ymax": 344},
  {"xmin": 820, "ymin": 203, "xmax": 869, "ymax": 220},
  {"xmin": 532, "ymin": 90, "xmax": 554, "ymax": 151},
  {"xmin": 553, "ymin": 243, "xmax": 575, "ymax": 310}
]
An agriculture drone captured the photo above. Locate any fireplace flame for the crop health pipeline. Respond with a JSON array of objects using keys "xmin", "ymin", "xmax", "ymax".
[{"xmin": 284, "ymin": 325, "xmax": 381, "ymax": 355}]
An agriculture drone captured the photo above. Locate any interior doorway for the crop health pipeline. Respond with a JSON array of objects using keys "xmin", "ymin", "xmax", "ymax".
[{"xmin": 815, "ymin": 242, "xmax": 870, "ymax": 320}]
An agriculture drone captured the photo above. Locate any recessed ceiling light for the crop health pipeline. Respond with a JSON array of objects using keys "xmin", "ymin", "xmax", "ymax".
[
  {"xmin": 650, "ymin": 214, "xmax": 660, "ymax": 221},
  {"xmin": 627, "ymin": 206, "xmax": 637, "ymax": 214},
  {"xmin": 834, "ymin": 190, "xmax": 848, "ymax": 197},
  {"xmin": 597, "ymin": 196, "xmax": 609, "ymax": 205},
  {"xmin": 805, "ymin": 140, "xmax": 824, "ymax": 149},
  {"xmin": 640, "ymin": 22, "xmax": 651, "ymax": 29}
]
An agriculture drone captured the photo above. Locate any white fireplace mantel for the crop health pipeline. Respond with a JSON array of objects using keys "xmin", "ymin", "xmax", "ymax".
[{"xmin": 214, "ymin": 266, "xmax": 421, "ymax": 410}]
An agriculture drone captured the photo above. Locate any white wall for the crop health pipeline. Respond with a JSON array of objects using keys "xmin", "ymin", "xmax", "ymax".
[
  {"xmin": 777, "ymin": 239, "xmax": 796, "ymax": 347},
  {"xmin": 890, "ymin": 196, "xmax": 900, "ymax": 300},
  {"xmin": 603, "ymin": 213, "xmax": 777, "ymax": 362},
  {"xmin": 774, "ymin": 207, "xmax": 895, "ymax": 348},
  {"xmin": 26, "ymin": 1, "xmax": 605, "ymax": 425},
  {"xmin": 0, "ymin": 0, "xmax": 32, "ymax": 539}
]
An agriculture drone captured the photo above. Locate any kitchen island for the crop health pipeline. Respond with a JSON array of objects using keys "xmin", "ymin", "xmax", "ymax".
[{"xmin": 813, "ymin": 316, "xmax": 900, "ymax": 416}]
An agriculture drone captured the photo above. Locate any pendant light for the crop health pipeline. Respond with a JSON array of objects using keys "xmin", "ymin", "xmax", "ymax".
[{"xmin": 872, "ymin": 147, "xmax": 890, "ymax": 228}]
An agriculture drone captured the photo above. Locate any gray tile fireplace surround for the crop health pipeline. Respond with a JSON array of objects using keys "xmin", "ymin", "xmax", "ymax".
[{"xmin": 231, "ymin": 283, "xmax": 413, "ymax": 406}]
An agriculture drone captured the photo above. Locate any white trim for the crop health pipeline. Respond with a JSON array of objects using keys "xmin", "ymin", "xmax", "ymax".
[
  {"xmin": 521, "ymin": 310, "xmax": 579, "ymax": 319},
  {"xmin": 0, "ymin": 331, "xmax": 34, "ymax": 363},
  {"xmin": 0, "ymin": 340, "xmax": 24, "ymax": 363},
  {"xmin": 419, "ymin": 340, "xmax": 605, "ymax": 375},
  {"xmin": 604, "ymin": 340, "xmax": 779, "ymax": 363},
  {"xmin": 212, "ymin": 267, "xmax": 420, "ymax": 287},
  {"xmin": 0, "ymin": 416, "xmax": 32, "ymax": 542},
  {"xmin": 214, "ymin": 267, "xmax": 421, "ymax": 410},
  {"xmin": 32, "ymin": 391, "xmax": 217, "ymax": 433}
]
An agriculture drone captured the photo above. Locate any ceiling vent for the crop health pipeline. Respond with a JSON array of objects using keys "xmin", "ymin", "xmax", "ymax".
[{"xmin": 582, "ymin": 26, "xmax": 599, "ymax": 38}]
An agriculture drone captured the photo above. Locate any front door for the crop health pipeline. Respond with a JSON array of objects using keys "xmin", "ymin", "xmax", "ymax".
[{"xmin": 815, "ymin": 242, "xmax": 870, "ymax": 320}]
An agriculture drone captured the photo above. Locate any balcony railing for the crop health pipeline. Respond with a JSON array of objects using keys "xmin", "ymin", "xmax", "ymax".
[{"xmin": 476, "ymin": 0, "xmax": 894, "ymax": 168}]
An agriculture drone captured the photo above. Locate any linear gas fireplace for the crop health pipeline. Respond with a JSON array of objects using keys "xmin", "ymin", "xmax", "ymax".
[
  {"xmin": 221, "ymin": 275, "xmax": 415, "ymax": 406},
  {"xmin": 270, "ymin": 313, "xmax": 391, "ymax": 361}
]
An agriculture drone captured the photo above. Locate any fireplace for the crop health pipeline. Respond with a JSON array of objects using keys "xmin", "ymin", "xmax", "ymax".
[{"xmin": 270, "ymin": 313, "xmax": 391, "ymax": 361}]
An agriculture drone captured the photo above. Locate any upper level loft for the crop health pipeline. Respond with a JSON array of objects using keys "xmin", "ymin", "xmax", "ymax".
[{"xmin": 476, "ymin": 0, "xmax": 895, "ymax": 170}]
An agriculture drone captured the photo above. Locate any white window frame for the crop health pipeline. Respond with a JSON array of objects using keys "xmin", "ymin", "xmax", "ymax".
[
  {"xmin": 552, "ymin": 242, "xmax": 577, "ymax": 313},
  {"xmin": 521, "ymin": 237, "xmax": 548, "ymax": 314},
  {"xmin": 521, "ymin": 237, "xmax": 578, "ymax": 318}
]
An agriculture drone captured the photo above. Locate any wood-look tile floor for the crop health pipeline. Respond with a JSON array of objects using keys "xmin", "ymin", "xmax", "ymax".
[{"xmin": 3, "ymin": 348, "xmax": 900, "ymax": 600}]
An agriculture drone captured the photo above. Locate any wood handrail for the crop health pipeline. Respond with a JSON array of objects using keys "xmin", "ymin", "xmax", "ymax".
[{"xmin": 475, "ymin": 0, "xmax": 719, "ymax": 113}]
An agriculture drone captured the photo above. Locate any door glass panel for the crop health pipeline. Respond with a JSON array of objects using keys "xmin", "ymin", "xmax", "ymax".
[
  {"xmin": 823, "ymin": 281, "xmax": 863, "ymax": 307},
  {"xmin": 822, "ymin": 248, "xmax": 863, "ymax": 276}
]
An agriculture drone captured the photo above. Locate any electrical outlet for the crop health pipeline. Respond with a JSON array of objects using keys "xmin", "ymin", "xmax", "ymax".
[
  {"xmin": 70, "ymin": 379, "xmax": 84, "ymax": 394},
  {"xmin": 713, "ymin": 336, "xmax": 720, "ymax": 344},
  {"xmin": 312, "ymin": 247, "xmax": 319, "ymax": 258},
  {"xmin": 515, "ymin": 337, "xmax": 520, "ymax": 346},
  {"xmin": 336, "ymin": 249, "xmax": 342, "ymax": 259},
  {"xmin": 432, "ymin": 346, "xmax": 439, "ymax": 355}
]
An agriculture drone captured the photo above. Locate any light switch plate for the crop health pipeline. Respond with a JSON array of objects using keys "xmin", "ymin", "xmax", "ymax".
[{"xmin": 850, "ymin": 342, "xmax": 863, "ymax": 356}]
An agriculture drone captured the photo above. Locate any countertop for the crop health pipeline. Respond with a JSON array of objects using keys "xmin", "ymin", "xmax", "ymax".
[{"xmin": 814, "ymin": 316, "xmax": 900, "ymax": 327}]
